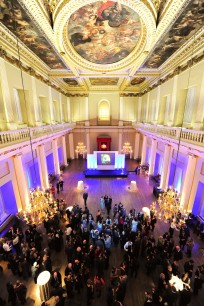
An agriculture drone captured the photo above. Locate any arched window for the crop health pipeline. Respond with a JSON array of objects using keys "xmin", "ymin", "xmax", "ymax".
[{"xmin": 98, "ymin": 100, "xmax": 110, "ymax": 121}]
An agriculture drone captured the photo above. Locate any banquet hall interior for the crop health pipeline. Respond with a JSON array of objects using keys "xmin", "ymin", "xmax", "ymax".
[{"xmin": 0, "ymin": 0, "xmax": 204, "ymax": 305}]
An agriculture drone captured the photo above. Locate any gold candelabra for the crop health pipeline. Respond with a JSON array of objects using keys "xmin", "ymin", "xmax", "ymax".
[
  {"xmin": 156, "ymin": 187, "xmax": 182, "ymax": 221},
  {"xmin": 18, "ymin": 188, "xmax": 58, "ymax": 225},
  {"xmin": 121, "ymin": 142, "xmax": 132, "ymax": 154},
  {"xmin": 75, "ymin": 142, "xmax": 87, "ymax": 154}
]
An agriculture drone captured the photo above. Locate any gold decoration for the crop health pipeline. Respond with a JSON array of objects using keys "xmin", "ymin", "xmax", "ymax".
[
  {"xmin": 18, "ymin": 188, "xmax": 58, "ymax": 225},
  {"xmin": 121, "ymin": 142, "xmax": 132, "ymax": 154},
  {"xmin": 156, "ymin": 187, "xmax": 182, "ymax": 221},
  {"xmin": 75, "ymin": 142, "xmax": 87, "ymax": 155}
]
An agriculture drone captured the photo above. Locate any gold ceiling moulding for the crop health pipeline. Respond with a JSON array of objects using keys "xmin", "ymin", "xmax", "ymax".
[
  {"xmin": 66, "ymin": 93, "xmax": 89, "ymax": 97},
  {"xmin": 120, "ymin": 93, "xmax": 141, "ymax": 97}
]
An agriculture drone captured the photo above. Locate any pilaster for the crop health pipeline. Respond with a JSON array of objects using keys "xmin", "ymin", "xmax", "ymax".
[
  {"xmin": 149, "ymin": 139, "xmax": 157, "ymax": 175},
  {"xmin": 0, "ymin": 58, "xmax": 17, "ymax": 130},
  {"xmin": 31, "ymin": 76, "xmax": 42, "ymax": 125},
  {"xmin": 62, "ymin": 135, "xmax": 68, "ymax": 165},
  {"xmin": 37, "ymin": 145, "xmax": 49, "ymax": 189},
  {"xmin": 180, "ymin": 155, "xmax": 197, "ymax": 212},
  {"xmin": 12, "ymin": 154, "xmax": 30, "ymax": 209},
  {"xmin": 118, "ymin": 131, "xmax": 123, "ymax": 152},
  {"xmin": 86, "ymin": 130, "xmax": 90, "ymax": 154},
  {"xmin": 68, "ymin": 132, "xmax": 75, "ymax": 159},
  {"xmin": 141, "ymin": 135, "xmax": 147, "ymax": 165},
  {"xmin": 168, "ymin": 75, "xmax": 178, "ymax": 126},
  {"xmin": 52, "ymin": 138, "xmax": 60, "ymax": 174},
  {"xmin": 193, "ymin": 73, "xmax": 204, "ymax": 129},
  {"xmin": 133, "ymin": 132, "xmax": 140, "ymax": 159},
  {"xmin": 160, "ymin": 144, "xmax": 171, "ymax": 189}
]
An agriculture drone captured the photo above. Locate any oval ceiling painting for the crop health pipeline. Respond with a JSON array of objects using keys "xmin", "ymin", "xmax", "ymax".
[{"xmin": 68, "ymin": 1, "xmax": 141, "ymax": 65}]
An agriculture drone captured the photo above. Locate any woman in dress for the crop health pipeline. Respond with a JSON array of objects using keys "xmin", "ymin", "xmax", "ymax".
[{"xmin": 100, "ymin": 196, "xmax": 105, "ymax": 213}]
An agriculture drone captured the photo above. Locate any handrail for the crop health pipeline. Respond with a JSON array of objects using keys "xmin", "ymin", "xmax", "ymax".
[
  {"xmin": 0, "ymin": 123, "xmax": 75, "ymax": 147},
  {"xmin": 133, "ymin": 123, "xmax": 204, "ymax": 147}
]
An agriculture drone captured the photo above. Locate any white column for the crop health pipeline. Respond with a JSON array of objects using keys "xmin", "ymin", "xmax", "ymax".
[
  {"xmin": 194, "ymin": 73, "xmax": 204, "ymax": 129},
  {"xmin": 86, "ymin": 130, "xmax": 90, "ymax": 154},
  {"xmin": 141, "ymin": 135, "xmax": 147, "ymax": 165},
  {"xmin": 52, "ymin": 139, "xmax": 60, "ymax": 174},
  {"xmin": 37, "ymin": 145, "xmax": 49, "ymax": 189},
  {"xmin": 118, "ymin": 131, "xmax": 122, "ymax": 152},
  {"xmin": 133, "ymin": 132, "xmax": 140, "ymax": 159},
  {"xmin": 8, "ymin": 158, "xmax": 23, "ymax": 211},
  {"xmin": 119, "ymin": 97, "xmax": 124, "ymax": 120},
  {"xmin": 180, "ymin": 155, "xmax": 197, "ymax": 212},
  {"xmin": 149, "ymin": 139, "xmax": 157, "ymax": 175},
  {"xmin": 12, "ymin": 154, "xmax": 30, "ymax": 209},
  {"xmin": 31, "ymin": 76, "xmax": 42, "ymax": 125},
  {"xmin": 68, "ymin": 132, "xmax": 75, "ymax": 159},
  {"xmin": 62, "ymin": 135, "xmax": 68, "ymax": 165},
  {"xmin": 0, "ymin": 58, "xmax": 16, "ymax": 129},
  {"xmin": 168, "ymin": 75, "xmax": 178, "ymax": 126},
  {"xmin": 160, "ymin": 144, "xmax": 171, "ymax": 189}
]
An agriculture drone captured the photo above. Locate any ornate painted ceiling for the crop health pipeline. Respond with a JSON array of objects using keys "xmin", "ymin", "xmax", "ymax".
[{"xmin": 0, "ymin": 0, "xmax": 203, "ymax": 95}]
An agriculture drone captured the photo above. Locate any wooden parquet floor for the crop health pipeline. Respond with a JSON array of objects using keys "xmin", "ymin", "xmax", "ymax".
[{"xmin": 0, "ymin": 159, "xmax": 204, "ymax": 306}]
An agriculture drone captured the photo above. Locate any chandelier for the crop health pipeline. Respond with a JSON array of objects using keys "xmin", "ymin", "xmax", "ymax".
[
  {"xmin": 121, "ymin": 142, "xmax": 132, "ymax": 154},
  {"xmin": 17, "ymin": 188, "xmax": 58, "ymax": 225},
  {"xmin": 156, "ymin": 187, "xmax": 182, "ymax": 221},
  {"xmin": 75, "ymin": 142, "xmax": 87, "ymax": 155}
]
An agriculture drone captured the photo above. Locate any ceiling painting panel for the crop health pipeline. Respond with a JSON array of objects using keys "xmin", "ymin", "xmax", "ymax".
[
  {"xmin": 68, "ymin": 1, "xmax": 141, "ymax": 65},
  {"xmin": 90, "ymin": 78, "xmax": 119, "ymax": 86},
  {"xmin": 130, "ymin": 77, "xmax": 146, "ymax": 85},
  {"xmin": 144, "ymin": 0, "xmax": 204, "ymax": 69},
  {"xmin": 63, "ymin": 78, "xmax": 79, "ymax": 86},
  {"xmin": 0, "ymin": 0, "xmax": 66, "ymax": 69}
]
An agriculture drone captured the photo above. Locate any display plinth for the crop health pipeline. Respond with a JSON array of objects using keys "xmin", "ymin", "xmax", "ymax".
[{"xmin": 37, "ymin": 271, "xmax": 51, "ymax": 302}]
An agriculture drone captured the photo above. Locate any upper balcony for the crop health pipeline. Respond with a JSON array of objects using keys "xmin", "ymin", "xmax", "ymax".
[
  {"xmin": 0, "ymin": 123, "xmax": 75, "ymax": 159},
  {"xmin": 133, "ymin": 123, "xmax": 204, "ymax": 155}
]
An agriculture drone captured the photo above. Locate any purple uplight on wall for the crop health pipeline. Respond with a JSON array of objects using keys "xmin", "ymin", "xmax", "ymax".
[
  {"xmin": 0, "ymin": 181, "xmax": 18, "ymax": 215},
  {"xmin": 28, "ymin": 162, "xmax": 41, "ymax": 188},
  {"xmin": 193, "ymin": 181, "xmax": 204, "ymax": 217},
  {"xmin": 46, "ymin": 153, "xmax": 55, "ymax": 174},
  {"xmin": 154, "ymin": 153, "xmax": 160, "ymax": 175},
  {"xmin": 168, "ymin": 162, "xmax": 176, "ymax": 187},
  {"xmin": 58, "ymin": 147, "xmax": 63, "ymax": 164},
  {"xmin": 146, "ymin": 147, "xmax": 150, "ymax": 164}
]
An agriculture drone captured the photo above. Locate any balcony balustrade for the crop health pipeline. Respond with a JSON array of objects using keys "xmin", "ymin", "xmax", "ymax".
[
  {"xmin": 0, "ymin": 123, "xmax": 75, "ymax": 148},
  {"xmin": 133, "ymin": 123, "xmax": 204, "ymax": 148}
]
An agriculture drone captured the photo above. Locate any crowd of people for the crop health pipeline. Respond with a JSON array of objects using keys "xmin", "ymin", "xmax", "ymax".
[{"xmin": 0, "ymin": 190, "xmax": 204, "ymax": 306}]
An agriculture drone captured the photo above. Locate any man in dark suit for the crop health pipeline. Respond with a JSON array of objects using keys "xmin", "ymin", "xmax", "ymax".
[
  {"xmin": 50, "ymin": 271, "xmax": 63, "ymax": 297},
  {"xmin": 83, "ymin": 192, "xmax": 88, "ymax": 206}
]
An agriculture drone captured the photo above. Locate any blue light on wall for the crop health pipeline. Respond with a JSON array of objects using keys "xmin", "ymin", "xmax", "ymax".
[
  {"xmin": 146, "ymin": 147, "xmax": 150, "ymax": 164},
  {"xmin": 46, "ymin": 153, "xmax": 55, "ymax": 174},
  {"xmin": 58, "ymin": 147, "xmax": 63, "ymax": 164},
  {"xmin": 28, "ymin": 162, "xmax": 41, "ymax": 188},
  {"xmin": 154, "ymin": 153, "xmax": 160, "ymax": 175},
  {"xmin": 174, "ymin": 168, "xmax": 182, "ymax": 193},
  {"xmin": 193, "ymin": 181, "xmax": 204, "ymax": 216},
  {"xmin": 168, "ymin": 162, "xmax": 176, "ymax": 187},
  {"xmin": 0, "ymin": 181, "xmax": 18, "ymax": 215}
]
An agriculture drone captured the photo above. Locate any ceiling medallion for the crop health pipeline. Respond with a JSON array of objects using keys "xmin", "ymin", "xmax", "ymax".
[{"xmin": 68, "ymin": 1, "xmax": 141, "ymax": 65}]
